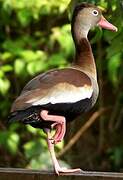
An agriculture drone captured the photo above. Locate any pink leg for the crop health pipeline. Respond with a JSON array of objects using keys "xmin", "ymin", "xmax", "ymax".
[
  {"xmin": 51, "ymin": 123, "xmax": 62, "ymax": 143},
  {"xmin": 44, "ymin": 128, "xmax": 82, "ymax": 175},
  {"xmin": 40, "ymin": 110, "xmax": 66, "ymax": 143}
]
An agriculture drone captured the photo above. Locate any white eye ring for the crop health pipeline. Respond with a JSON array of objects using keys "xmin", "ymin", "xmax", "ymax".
[{"xmin": 92, "ymin": 10, "xmax": 99, "ymax": 16}]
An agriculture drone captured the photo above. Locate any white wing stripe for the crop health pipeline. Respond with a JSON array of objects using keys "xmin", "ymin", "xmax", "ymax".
[{"xmin": 26, "ymin": 83, "xmax": 93, "ymax": 105}]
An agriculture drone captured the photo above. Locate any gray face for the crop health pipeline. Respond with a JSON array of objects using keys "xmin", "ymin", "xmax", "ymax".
[
  {"xmin": 77, "ymin": 7, "xmax": 102, "ymax": 30},
  {"xmin": 72, "ymin": 6, "xmax": 103, "ymax": 40}
]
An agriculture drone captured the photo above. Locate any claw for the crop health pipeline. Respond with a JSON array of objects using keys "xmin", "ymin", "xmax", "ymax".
[
  {"xmin": 50, "ymin": 122, "xmax": 64, "ymax": 144},
  {"xmin": 51, "ymin": 122, "xmax": 58, "ymax": 129}
]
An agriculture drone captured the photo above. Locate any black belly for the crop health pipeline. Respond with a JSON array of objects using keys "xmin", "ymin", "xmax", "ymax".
[{"xmin": 8, "ymin": 98, "xmax": 93, "ymax": 129}]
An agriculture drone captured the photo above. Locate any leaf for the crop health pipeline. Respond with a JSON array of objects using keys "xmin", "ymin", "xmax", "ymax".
[
  {"xmin": 0, "ymin": 70, "xmax": 4, "ymax": 78},
  {"xmin": 26, "ymin": 125, "xmax": 38, "ymax": 134},
  {"xmin": 106, "ymin": 35, "xmax": 123, "ymax": 59},
  {"xmin": 7, "ymin": 133, "xmax": 20, "ymax": 155},
  {"xmin": 20, "ymin": 50, "xmax": 47, "ymax": 62},
  {"xmin": 0, "ymin": 131, "xmax": 20, "ymax": 155},
  {"xmin": 3, "ymin": 39, "xmax": 24, "ymax": 55},
  {"xmin": 51, "ymin": 25, "xmax": 74, "ymax": 57},
  {"xmin": 0, "ymin": 52, "xmax": 12, "ymax": 61},
  {"xmin": 1, "ymin": 65, "xmax": 13, "ymax": 72},
  {"xmin": 27, "ymin": 60, "xmax": 47, "ymax": 75},
  {"xmin": 107, "ymin": 147, "xmax": 123, "ymax": 168},
  {"xmin": 0, "ymin": 100, "xmax": 11, "ymax": 117},
  {"xmin": 0, "ymin": 78, "xmax": 10, "ymax": 95},
  {"xmin": 24, "ymin": 139, "xmax": 47, "ymax": 159},
  {"xmin": 108, "ymin": 53, "xmax": 121, "ymax": 86},
  {"xmin": 48, "ymin": 53, "xmax": 67, "ymax": 67},
  {"xmin": 14, "ymin": 59, "xmax": 26, "ymax": 75},
  {"xmin": 17, "ymin": 9, "xmax": 32, "ymax": 27},
  {"xmin": 90, "ymin": 28, "xmax": 103, "ymax": 44},
  {"xmin": 55, "ymin": 140, "xmax": 64, "ymax": 151}
]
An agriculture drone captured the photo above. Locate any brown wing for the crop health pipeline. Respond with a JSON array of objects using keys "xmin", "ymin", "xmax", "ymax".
[{"xmin": 11, "ymin": 68, "xmax": 93, "ymax": 112}]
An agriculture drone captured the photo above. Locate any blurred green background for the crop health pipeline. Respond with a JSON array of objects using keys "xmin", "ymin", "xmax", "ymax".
[{"xmin": 0, "ymin": 0, "xmax": 123, "ymax": 172}]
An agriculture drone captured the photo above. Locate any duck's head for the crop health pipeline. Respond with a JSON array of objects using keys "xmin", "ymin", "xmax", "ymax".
[{"xmin": 72, "ymin": 3, "xmax": 117, "ymax": 39}]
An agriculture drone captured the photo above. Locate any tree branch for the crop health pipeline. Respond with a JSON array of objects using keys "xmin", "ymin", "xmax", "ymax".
[{"xmin": 57, "ymin": 107, "xmax": 110, "ymax": 158}]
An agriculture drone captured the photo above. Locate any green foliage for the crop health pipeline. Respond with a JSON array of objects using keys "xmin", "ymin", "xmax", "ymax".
[
  {"xmin": 107, "ymin": 147, "xmax": 123, "ymax": 170},
  {"xmin": 107, "ymin": 53, "xmax": 121, "ymax": 86},
  {"xmin": 0, "ymin": 78, "xmax": 10, "ymax": 95},
  {"xmin": 0, "ymin": 0, "xmax": 123, "ymax": 172},
  {"xmin": 24, "ymin": 139, "xmax": 47, "ymax": 159},
  {"xmin": 0, "ymin": 0, "xmax": 71, "ymax": 169},
  {"xmin": 51, "ymin": 25, "xmax": 74, "ymax": 57},
  {"xmin": 0, "ymin": 130, "xmax": 20, "ymax": 155}
]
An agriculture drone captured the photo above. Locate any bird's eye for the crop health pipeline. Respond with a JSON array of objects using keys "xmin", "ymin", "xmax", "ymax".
[{"xmin": 92, "ymin": 10, "xmax": 99, "ymax": 16}]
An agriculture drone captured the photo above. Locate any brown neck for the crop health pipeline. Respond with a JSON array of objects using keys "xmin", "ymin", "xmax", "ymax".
[
  {"xmin": 71, "ymin": 19, "xmax": 97, "ymax": 79},
  {"xmin": 73, "ymin": 38, "xmax": 97, "ymax": 79}
]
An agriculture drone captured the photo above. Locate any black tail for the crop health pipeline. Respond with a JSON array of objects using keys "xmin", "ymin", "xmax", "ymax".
[
  {"xmin": 8, "ymin": 111, "xmax": 19, "ymax": 123},
  {"xmin": 8, "ymin": 111, "xmax": 28, "ymax": 123},
  {"xmin": 8, "ymin": 106, "xmax": 42, "ymax": 124}
]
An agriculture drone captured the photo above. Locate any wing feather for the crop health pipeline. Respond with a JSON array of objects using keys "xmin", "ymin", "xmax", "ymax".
[{"xmin": 11, "ymin": 68, "xmax": 93, "ymax": 112}]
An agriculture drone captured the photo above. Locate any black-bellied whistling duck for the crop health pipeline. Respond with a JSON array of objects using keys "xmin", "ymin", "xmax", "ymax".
[{"xmin": 9, "ymin": 3, "xmax": 117, "ymax": 175}]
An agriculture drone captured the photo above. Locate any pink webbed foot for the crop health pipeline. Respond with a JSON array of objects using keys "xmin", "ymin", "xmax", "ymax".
[{"xmin": 54, "ymin": 166, "xmax": 82, "ymax": 175}]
